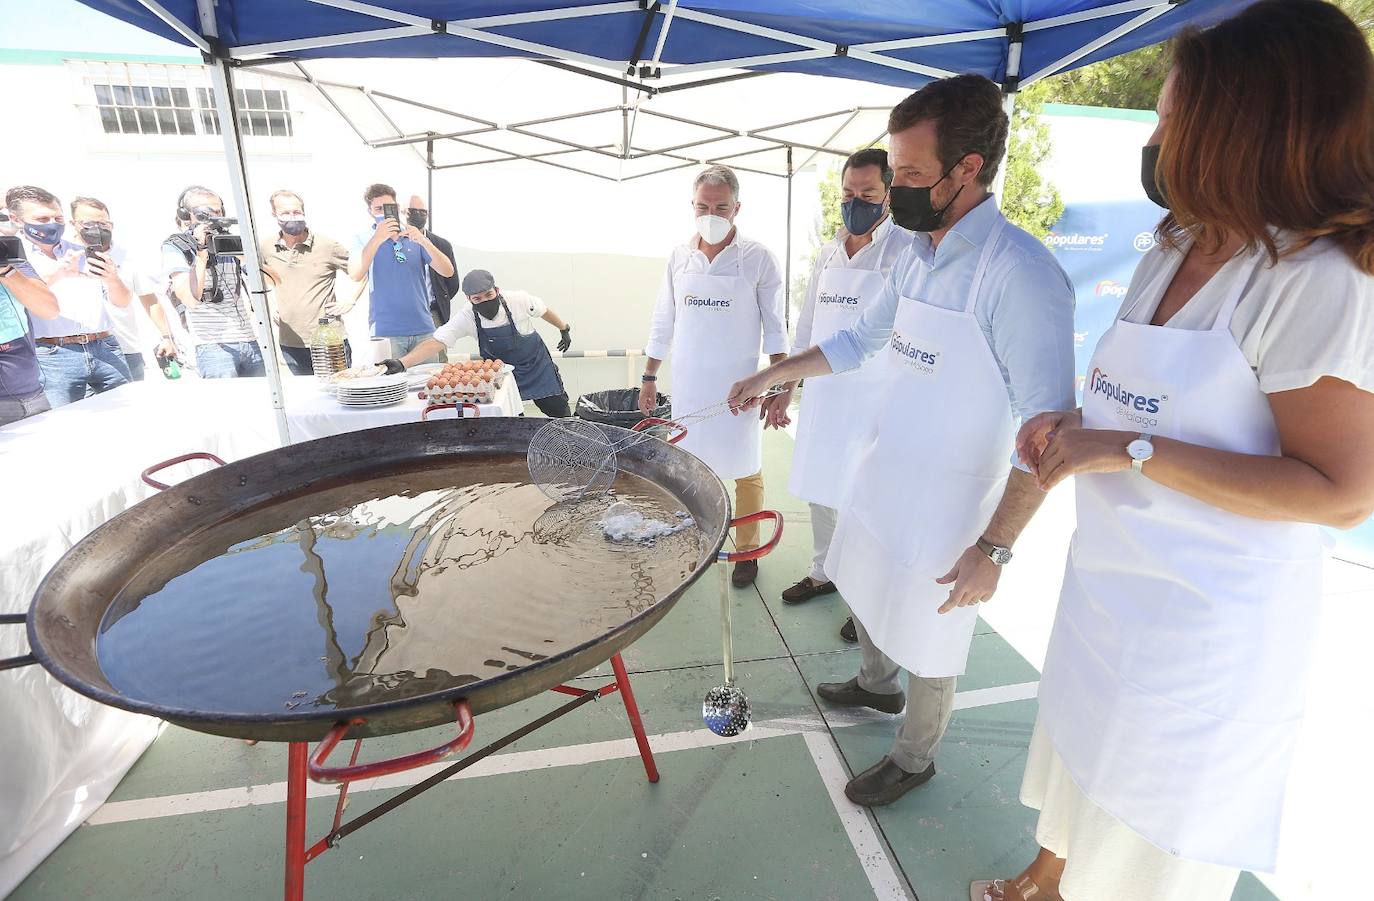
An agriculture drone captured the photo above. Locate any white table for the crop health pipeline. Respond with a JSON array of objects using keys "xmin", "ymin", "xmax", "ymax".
[
  {"xmin": 279, "ymin": 373, "xmax": 524, "ymax": 441},
  {"xmin": 0, "ymin": 374, "xmax": 524, "ymax": 895}
]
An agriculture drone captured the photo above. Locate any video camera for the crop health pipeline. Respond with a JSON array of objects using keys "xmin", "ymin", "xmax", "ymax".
[
  {"xmin": 1, "ymin": 235, "xmax": 26, "ymax": 267},
  {"xmin": 190, "ymin": 206, "xmax": 243, "ymax": 256}
]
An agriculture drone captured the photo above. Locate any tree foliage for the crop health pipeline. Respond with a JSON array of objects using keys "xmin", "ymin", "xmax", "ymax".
[{"xmin": 1001, "ymin": 91, "xmax": 1063, "ymax": 238}]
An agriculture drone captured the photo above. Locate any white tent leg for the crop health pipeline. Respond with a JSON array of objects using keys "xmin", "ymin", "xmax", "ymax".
[
  {"xmin": 992, "ymin": 91, "xmax": 1017, "ymax": 204},
  {"xmin": 206, "ymin": 55, "xmax": 293, "ymax": 446}
]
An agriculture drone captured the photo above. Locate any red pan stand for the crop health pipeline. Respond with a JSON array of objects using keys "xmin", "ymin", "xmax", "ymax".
[{"xmin": 283, "ymin": 656, "xmax": 658, "ymax": 901}]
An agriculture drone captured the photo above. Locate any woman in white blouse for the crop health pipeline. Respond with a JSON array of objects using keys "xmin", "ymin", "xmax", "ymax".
[{"xmin": 978, "ymin": 2, "xmax": 1374, "ymax": 899}]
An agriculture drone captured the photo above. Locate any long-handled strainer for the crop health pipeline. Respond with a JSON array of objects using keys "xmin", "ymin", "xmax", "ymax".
[
  {"xmin": 527, "ymin": 390, "xmax": 785, "ymax": 502},
  {"xmin": 704, "ymin": 511, "xmax": 783, "ymax": 737}
]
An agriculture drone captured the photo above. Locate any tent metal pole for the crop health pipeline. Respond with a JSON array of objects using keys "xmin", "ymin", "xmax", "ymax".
[
  {"xmin": 197, "ymin": 2, "xmax": 291, "ymax": 445},
  {"xmin": 427, "ymin": 138, "xmax": 435, "ymax": 228},
  {"xmin": 1023, "ymin": 5, "xmax": 1174, "ymax": 86},
  {"xmin": 785, "ymin": 146, "xmax": 793, "ymax": 332},
  {"xmin": 133, "ymin": 0, "xmax": 211, "ymax": 53},
  {"xmin": 993, "ymin": 25, "xmax": 1023, "ymax": 206}
]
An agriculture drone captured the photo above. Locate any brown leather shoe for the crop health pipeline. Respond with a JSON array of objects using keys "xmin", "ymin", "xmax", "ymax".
[
  {"xmin": 844, "ymin": 757, "xmax": 935, "ymax": 807},
  {"xmin": 839, "ymin": 616, "xmax": 857, "ymax": 643},
  {"xmin": 731, "ymin": 559, "xmax": 758, "ymax": 587},
  {"xmin": 781, "ymin": 576, "xmax": 837, "ymax": 604}
]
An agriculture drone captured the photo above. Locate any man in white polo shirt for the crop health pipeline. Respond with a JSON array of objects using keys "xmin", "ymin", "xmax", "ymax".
[{"xmin": 8, "ymin": 185, "xmax": 133, "ymax": 406}]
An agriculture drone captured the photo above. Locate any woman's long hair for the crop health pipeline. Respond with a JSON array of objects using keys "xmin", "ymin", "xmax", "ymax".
[{"xmin": 1159, "ymin": 0, "xmax": 1374, "ymax": 273}]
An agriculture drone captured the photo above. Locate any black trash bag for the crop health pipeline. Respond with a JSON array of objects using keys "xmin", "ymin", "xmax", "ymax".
[{"xmin": 575, "ymin": 388, "xmax": 670, "ymax": 427}]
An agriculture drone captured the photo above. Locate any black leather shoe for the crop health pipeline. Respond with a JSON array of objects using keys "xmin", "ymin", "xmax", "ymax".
[
  {"xmin": 816, "ymin": 676, "xmax": 905, "ymax": 714},
  {"xmin": 839, "ymin": 617, "xmax": 857, "ymax": 643},
  {"xmin": 731, "ymin": 559, "xmax": 759, "ymax": 587},
  {"xmin": 781, "ymin": 576, "xmax": 837, "ymax": 605},
  {"xmin": 844, "ymin": 757, "xmax": 936, "ymax": 807}
]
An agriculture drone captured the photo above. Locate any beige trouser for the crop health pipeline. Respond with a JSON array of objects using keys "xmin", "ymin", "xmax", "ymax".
[
  {"xmin": 733, "ymin": 470, "xmax": 764, "ymax": 551},
  {"xmin": 854, "ymin": 617, "xmax": 957, "ymax": 773}
]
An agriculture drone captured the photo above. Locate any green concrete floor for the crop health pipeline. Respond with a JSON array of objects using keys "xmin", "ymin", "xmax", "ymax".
[{"xmin": 12, "ymin": 431, "xmax": 1279, "ymax": 901}]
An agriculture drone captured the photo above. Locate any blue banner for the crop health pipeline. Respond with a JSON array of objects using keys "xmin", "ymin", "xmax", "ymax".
[{"xmin": 1045, "ymin": 200, "xmax": 1374, "ymax": 564}]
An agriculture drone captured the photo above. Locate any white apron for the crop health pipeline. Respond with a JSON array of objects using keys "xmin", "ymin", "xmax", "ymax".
[
  {"xmin": 825, "ymin": 218, "xmax": 1013, "ymax": 677},
  {"xmin": 669, "ymin": 251, "xmax": 764, "ymax": 480},
  {"xmin": 788, "ymin": 251, "xmax": 890, "ymax": 508},
  {"xmin": 1036, "ymin": 253, "xmax": 1324, "ymax": 872}
]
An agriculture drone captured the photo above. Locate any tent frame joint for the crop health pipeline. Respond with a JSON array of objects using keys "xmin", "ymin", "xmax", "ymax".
[
  {"xmin": 833, "ymin": 45, "xmax": 849, "ymax": 57},
  {"xmin": 431, "ymin": 19, "xmax": 447, "ymax": 34}
]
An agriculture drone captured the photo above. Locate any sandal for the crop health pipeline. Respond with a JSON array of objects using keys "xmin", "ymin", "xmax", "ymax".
[{"xmin": 970, "ymin": 874, "xmax": 1049, "ymax": 901}]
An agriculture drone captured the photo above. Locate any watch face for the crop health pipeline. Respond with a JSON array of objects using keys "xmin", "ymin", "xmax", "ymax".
[
  {"xmin": 1128, "ymin": 439, "xmax": 1153, "ymax": 462},
  {"xmin": 990, "ymin": 547, "xmax": 1012, "ymax": 565}
]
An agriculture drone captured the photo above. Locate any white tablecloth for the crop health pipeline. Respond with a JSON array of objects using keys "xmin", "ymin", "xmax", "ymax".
[
  {"xmin": 0, "ymin": 374, "xmax": 524, "ymax": 895},
  {"xmin": 279, "ymin": 373, "xmax": 524, "ymax": 441}
]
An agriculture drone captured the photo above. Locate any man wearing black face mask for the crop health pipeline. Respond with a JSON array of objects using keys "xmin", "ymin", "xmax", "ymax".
[
  {"xmin": 258, "ymin": 189, "xmax": 357, "ymax": 374},
  {"xmin": 404, "ymin": 195, "xmax": 461, "ymax": 327},
  {"xmin": 764, "ymin": 148, "xmax": 912, "ymax": 624},
  {"xmin": 8, "ymin": 185, "xmax": 132, "ymax": 406},
  {"xmin": 386, "ymin": 269, "xmax": 573, "ymax": 416},
  {"xmin": 728, "ymin": 75, "xmax": 1075, "ymax": 808}
]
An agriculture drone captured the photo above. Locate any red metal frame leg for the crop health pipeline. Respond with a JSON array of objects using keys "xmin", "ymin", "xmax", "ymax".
[
  {"xmin": 285, "ymin": 742, "xmax": 309, "ymax": 901},
  {"xmin": 609, "ymin": 653, "xmax": 659, "ymax": 783}
]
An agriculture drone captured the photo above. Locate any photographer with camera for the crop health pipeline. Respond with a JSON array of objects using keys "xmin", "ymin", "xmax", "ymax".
[
  {"xmin": 71, "ymin": 196, "xmax": 163, "ymax": 381},
  {"xmin": 7, "ymin": 185, "xmax": 132, "ymax": 407},
  {"xmin": 163, "ymin": 185, "xmax": 263, "ymax": 378},
  {"xmin": 0, "ymin": 238, "xmax": 61, "ymax": 426},
  {"xmin": 349, "ymin": 183, "xmax": 453, "ymax": 363}
]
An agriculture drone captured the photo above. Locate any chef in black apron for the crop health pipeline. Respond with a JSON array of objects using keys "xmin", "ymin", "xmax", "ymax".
[{"xmin": 385, "ymin": 269, "xmax": 573, "ymax": 416}]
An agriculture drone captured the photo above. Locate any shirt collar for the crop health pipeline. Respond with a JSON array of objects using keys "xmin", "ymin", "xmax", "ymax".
[
  {"xmin": 685, "ymin": 229, "xmax": 741, "ymax": 256},
  {"xmin": 276, "ymin": 230, "xmax": 314, "ymax": 251},
  {"xmin": 909, "ymin": 193, "xmax": 1000, "ymax": 267}
]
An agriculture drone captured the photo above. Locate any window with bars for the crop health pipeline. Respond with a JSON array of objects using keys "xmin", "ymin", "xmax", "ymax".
[
  {"xmin": 94, "ymin": 83, "xmax": 197, "ymax": 136},
  {"xmin": 195, "ymin": 87, "xmax": 295, "ymax": 138}
]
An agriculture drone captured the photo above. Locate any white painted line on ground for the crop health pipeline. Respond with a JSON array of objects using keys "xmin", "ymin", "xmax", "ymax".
[
  {"xmin": 85, "ymin": 681, "xmax": 1039, "ymax": 828},
  {"xmin": 802, "ymin": 731, "xmax": 912, "ymax": 901}
]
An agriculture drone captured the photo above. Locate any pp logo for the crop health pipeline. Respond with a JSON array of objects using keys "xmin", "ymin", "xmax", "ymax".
[{"xmin": 1133, "ymin": 232, "xmax": 1157, "ymax": 253}]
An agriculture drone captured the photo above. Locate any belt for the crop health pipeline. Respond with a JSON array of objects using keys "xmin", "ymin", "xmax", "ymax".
[{"xmin": 35, "ymin": 331, "xmax": 112, "ymax": 346}]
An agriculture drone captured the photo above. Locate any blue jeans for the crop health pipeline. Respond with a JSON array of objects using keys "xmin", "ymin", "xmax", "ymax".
[
  {"xmin": 123, "ymin": 352, "xmax": 146, "ymax": 382},
  {"xmin": 281, "ymin": 341, "xmax": 353, "ymax": 376},
  {"xmin": 0, "ymin": 387, "xmax": 50, "ymax": 427},
  {"xmin": 35, "ymin": 336, "xmax": 131, "ymax": 408},
  {"xmin": 196, "ymin": 341, "xmax": 266, "ymax": 378},
  {"xmin": 382, "ymin": 334, "xmax": 442, "ymax": 363}
]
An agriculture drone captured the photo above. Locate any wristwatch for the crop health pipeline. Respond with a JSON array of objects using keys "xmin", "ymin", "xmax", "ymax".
[
  {"xmin": 1127, "ymin": 433, "xmax": 1155, "ymax": 473},
  {"xmin": 975, "ymin": 537, "xmax": 1013, "ymax": 566},
  {"xmin": 641, "ymin": 373, "xmax": 657, "ymax": 382}
]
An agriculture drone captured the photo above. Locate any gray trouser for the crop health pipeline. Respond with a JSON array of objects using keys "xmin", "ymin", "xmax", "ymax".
[
  {"xmin": 809, "ymin": 503, "xmax": 838, "ymax": 581},
  {"xmin": 854, "ymin": 616, "xmax": 956, "ymax": 773}
]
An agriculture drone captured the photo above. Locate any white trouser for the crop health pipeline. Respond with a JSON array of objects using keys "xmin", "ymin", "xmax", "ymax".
[{"xmin": 809, "ymin": 502, "xmax": 838, "ymax": 582}]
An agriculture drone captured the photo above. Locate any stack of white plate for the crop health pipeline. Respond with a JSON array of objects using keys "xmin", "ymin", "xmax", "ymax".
[{"xmin": 335, "ymin": 374, "xmax": 408, "ymax": 407}]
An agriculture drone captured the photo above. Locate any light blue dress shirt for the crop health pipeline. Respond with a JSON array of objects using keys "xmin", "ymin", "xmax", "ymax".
[{"xmin": 819, "ymin": 195, "xmax": 1077, "ymax": 432}]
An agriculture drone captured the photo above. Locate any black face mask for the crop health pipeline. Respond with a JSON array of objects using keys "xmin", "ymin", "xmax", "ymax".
[
  {"xmin": 474, "ymin": 296, "xmax": 502, "ymax": 320},
  {"xmin": 406, "ymin": 210, "xmax": 429, "ymax": 229},
  {"xmin": 1140, "ymin": 144, "xmax": 1169, "ymax": 209},
  {"xmin": 888, "ymin": 160, "xmax": 964, "ymax": 233}
]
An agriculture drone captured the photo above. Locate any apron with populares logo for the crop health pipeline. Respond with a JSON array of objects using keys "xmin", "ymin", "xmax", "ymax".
[
  {"xmin": 824, "ymin": 218, "xmax": 1011, "ymax": 677},
  {"xmin": 1036, "ymin": 251, "xmax": 1324, "ymax": 871},
  {"xmin": 788, "ymin": 246, "xmax": 891, "ymax": 509},
  {"xmin": 670, "ymin": 249, "xmax": 764, "ymax": 480}
]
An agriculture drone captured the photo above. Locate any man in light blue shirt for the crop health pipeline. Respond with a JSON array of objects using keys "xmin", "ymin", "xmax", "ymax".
[
  {"xmin": 736, "ymin": 74, "xmax": 1075, "ymax": 810},
  {"xmin": 349, "ymin": 183, "xmax": 454, "ymax": 362}
]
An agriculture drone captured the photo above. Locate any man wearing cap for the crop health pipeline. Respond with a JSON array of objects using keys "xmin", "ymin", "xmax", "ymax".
[{"xmin": 385, "ymin": 269, "xmax": 574, "ymax": 417}]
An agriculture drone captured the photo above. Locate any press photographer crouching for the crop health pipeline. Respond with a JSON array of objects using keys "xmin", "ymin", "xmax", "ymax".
[{"xmin": 163, "ymin": 185, "xmax": 264, "ymax": 378}]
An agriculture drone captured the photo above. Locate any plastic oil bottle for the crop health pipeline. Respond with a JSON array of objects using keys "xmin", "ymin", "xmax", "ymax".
[{"xmin": 309, "ymin": 316, "xmax": 348, "ymax": 383}]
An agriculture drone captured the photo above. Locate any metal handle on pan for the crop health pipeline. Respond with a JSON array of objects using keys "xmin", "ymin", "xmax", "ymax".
[
  {"xmin": 420, "ymin": 402, "xmax": 480, "ymax": 421},
  {"xmin": 631, "ymin": 417, "xmax": 687, "ymax": 444},
  {"xmin": 141, "ymin": 452, "xmax": 227, "ymax": 491},
  {"xmin": 718, "ymin": 511, "xmax": 785, "ymax": 563},
  {"xmin": 307, "ymin": 699, "xmax": 475, "ymax": 784},
  {"xmin": 0, "ymin": 613, "xmax": 37, "ymax": 671}
]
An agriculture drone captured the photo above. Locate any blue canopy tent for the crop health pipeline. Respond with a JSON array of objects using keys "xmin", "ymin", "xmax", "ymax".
[{"xmin": 75, "ymin": 0, "xmax": 1251, "ymax": 442}]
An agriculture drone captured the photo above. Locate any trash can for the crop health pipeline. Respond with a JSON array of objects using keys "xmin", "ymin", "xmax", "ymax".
[{"xmin": 575, "ymin": 388, "xmax": 670, "ymax": 427}]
